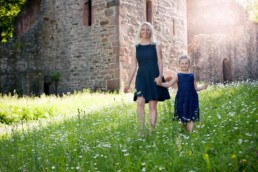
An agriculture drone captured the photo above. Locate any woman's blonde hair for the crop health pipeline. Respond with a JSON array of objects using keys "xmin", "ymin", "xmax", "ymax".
[
  {"xmin": 135, "ymin": 22, "xmax": 156, "ymax": 45},
  {"xmin": 178, "ymin": 54, "xmax": 191, "ymax": 65}
]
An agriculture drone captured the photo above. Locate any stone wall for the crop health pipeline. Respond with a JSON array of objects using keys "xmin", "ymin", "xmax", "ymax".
[
  {"xmin": 187, "ymin": 0, "xmax": 258, "ymax": 83},
  {"xmin": 2, "ymin": 0, "xmax": 185, "ymax": 95},
  {"xmin": 9, "ymin": 0, "xmax": 250, "ymax": 95},
  {"xmin": 48, "ymin": 0, "xmax": 120, "ymax": 92},
  {"xmin": 1, "ymin": 0, "xmax": 257, "ymax": 95},
  {"xmin": 0, "ymin": 0, "xmax": 121, "ymax": 95},
  {"xmin": 0, "ymin": 0, "xmax": 44, "ymax": 95}
]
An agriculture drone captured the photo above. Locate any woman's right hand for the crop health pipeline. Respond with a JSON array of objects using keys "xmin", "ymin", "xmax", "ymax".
[{"xmin": 124, "ymin": 83, "xmax": 130, "ymax": 93}]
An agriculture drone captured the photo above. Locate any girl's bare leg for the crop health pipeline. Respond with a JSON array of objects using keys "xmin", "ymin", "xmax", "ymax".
[
  {"xmin": 137, "ymin": 97, "xmax": 145, "ymax": 133},
  {"xmin": 187, "ymin": 121, "xmax": 194, "ymax": 133},
  {"xmin": 180, "ymin": 122, "xmax": 187, "ymax": 131}
]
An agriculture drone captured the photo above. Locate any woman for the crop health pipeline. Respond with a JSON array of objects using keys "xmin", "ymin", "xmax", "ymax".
[{"xmin": 124, "ymin": 22, "xmax": 170, "ymax": 134}]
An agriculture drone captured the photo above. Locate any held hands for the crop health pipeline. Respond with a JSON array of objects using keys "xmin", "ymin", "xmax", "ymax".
[{"xmin": 154, "ymin": 76, "xmax": 162, "ymax": 86}]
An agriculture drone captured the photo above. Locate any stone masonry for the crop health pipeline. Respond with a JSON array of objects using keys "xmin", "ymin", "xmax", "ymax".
[
  {"xmin": 0, "ymin": 0, "xmax": 257, "ymax": 95},
  {"xmin": 187, "ymin": 0, "xmax": 258, "ymax": 83},
  {"xmin": 0, "ymin": 0, "xmax": 187, "ymax": 95}
]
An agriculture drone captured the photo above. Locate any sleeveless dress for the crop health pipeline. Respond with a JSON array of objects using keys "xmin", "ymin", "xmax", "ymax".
[
  {"xmin": 133, "ymin": 44, "xmax": 170, "ymax": 103},
  {"xmin": 174, "ymin": 73, "xmax": 200, "ymax": 122}
]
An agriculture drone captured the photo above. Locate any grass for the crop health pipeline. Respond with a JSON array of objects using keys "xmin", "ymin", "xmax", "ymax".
[{"xmin": 0, "ymin": 81, "xmax": 257, "ymax": 171}]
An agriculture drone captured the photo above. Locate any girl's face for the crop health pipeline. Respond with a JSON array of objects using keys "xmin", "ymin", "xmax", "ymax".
[
  {"xmin": 179, "ymin": 59, "xmax": 190, "ymax": 72},
  {"xmin": 140, "ymin": 24, "xmax": 151, "ymax": 39}
]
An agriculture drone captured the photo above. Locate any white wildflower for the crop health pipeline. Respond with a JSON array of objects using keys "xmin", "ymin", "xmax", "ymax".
[
  {"xmin": 121, "ymin": 149, "xmax": 127, "ymax": 152},
  {"xmin": 238, "ymin": 139, "xmax": 243, "ymax": 145},
  {"xmin": 245, "ymin": 133, "xmax": 252, "ymax": 136}
]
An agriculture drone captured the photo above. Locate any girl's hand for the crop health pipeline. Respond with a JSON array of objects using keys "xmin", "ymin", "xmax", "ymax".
[
  {"xmin": 203, "ymin": 83, "xmax": 208, "ymax": 90},
  {"xmin": 154, "ymin": 77, "xmax": 162, "ymax": 86},
  {"xmin": 155, "ymin": 76, "xmax": 162, "ymax": 85},
  {"xmin": 155, "ymin": 79, "xmax": 162, "ymax": 86}
]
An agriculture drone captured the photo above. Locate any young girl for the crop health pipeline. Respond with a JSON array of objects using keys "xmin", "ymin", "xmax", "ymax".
[{"xmin": 156, "ymin": 55, "xmax": 208, "ymax": 132}]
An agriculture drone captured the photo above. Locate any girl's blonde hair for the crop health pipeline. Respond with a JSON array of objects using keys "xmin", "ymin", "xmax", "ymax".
[
  {"xmin": 135, "ymin": 22, "xmax": 156, "ymax": 45},
  {"xmin": 178, "ymin": 54, "xmax": 191, "ymax": 65}
]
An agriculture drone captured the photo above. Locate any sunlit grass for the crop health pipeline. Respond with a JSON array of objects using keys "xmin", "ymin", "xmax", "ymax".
[
  {"xmin": 0, "ymin": 89, "xmax": 132, "ymax": 124},
  {"xmin": 0, "ymin": 81, "xmax": 257, "ymax": 171}
]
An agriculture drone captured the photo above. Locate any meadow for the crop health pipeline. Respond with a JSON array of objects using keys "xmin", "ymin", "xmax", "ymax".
[{"xmin": 0, "ymin": 81, "xmax": 257, "ymax": 172}]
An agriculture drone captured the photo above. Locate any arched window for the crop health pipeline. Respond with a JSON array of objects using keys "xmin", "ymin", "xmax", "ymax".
[
  {"xmin": 15, "ymin": 0, "xmax": 41, "ymax": 37},
  {"xmin": 83, "ymin": 0, "xmax": 92, "ymax": 26},
  {"xmin": 146, "ymin": 0, "xmax": 153, "ymax": 23},
  {"xmin": 172, "ymin": 18, "xmax": 176, "ymax": 35}
]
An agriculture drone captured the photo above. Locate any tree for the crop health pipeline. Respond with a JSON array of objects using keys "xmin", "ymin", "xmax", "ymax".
[
  {"xmin": 0, "ymin": 0, "xmax": 26, "ymax": 42},
  {"xmin": 236, "ymin": 0, "xmax": 258, "ymax": 22},
  {"xmin": 51, "ymin": 72, "xmax": 61, "ymax": 96},
  {"xmin": 246, "ymin": 0, "xmax": 258, "ymax": 22}
]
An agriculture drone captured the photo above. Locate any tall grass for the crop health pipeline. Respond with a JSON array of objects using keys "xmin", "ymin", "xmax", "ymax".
[
  {"xmin": 0, "ymin": 81, "xmax": 257, "ymax": 171},
  {"xmin": 0, "ymin": 89, "xmax": 131, "ymax": 124}
]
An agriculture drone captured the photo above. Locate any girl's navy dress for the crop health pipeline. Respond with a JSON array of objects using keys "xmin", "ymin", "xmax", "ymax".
[
  {"xmin": 174, "ymin": 73, "xmax": 200, "ymax": 122},
  {"xmin": 134, "ymin": 44, "xmax": 170, "ymax": 103}
]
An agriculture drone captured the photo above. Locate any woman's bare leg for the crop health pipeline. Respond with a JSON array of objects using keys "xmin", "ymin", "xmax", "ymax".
[
  {"xmin": 149, "ymin": 100, "xmax": 158, "ymax": 133},
  {"xmin": 137, "ymin": 97, "xmax": 145, "ymax": 133}
]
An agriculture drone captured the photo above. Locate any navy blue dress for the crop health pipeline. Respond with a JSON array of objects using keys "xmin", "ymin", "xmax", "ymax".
[
  {"xmin": 133, "ymin": 44, "xmax": 170, "ymax": 103},
  {"xmin": 174, "ymin": 73, "xmax": 200, "ymax": 122}
]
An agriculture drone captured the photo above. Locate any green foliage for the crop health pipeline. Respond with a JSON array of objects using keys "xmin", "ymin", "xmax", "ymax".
[
  {"xmin": 0, "ymin": 90, "xmax": 130, "ymax": 124},
  {"xmin": 13, "ymin": 38, "xmax": 23, "ymax": 50},
  {"xmin": 51, "ymin": 72, "xmax": 61, "ymax": 82},
  {"xmin": 245, "ymin": 0, "xmax": 258, "ymax": 22},
  {"xmin": 0, "ymin": 0, "xmax": 26, "ymax": 42},
  {"xmin": 0, "ymin": 81, "xmax": 257, "ymax": 171},
  {"xmin": 50, "ymin": 72, "xmax": 61, "ymax": 95},
  {"xmin": 237, "ymin": 0, "xmax": 258, "ymax": 22}
]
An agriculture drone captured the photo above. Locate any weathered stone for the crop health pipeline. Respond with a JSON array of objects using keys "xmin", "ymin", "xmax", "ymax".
[
  {"xmin": 105, "ymin": 9, "xmax": 114, "ymax": 17},
  {"xmin": 0, "ymin": 0, "xmax": 257, "ymax": 96},
  {"xmin": 100, "ymin": 20, "xmax": 109, "ymax": 25},
  {"xmin": 107, "ymin": 0, "xmax": 119, "ymax": 8},
  {"xmin": 188, "ymin": 0, "xmax": 258, "ymax": 83},
  {"xmin": 107, "ymin": 79, "xmax": 119, "ymax": 90}
]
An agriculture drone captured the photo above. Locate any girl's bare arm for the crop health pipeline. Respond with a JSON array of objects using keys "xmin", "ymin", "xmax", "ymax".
[
  {"xmin": 157, "ymin": 74, "xmax": 178, "ymax": 88},
  {"xmin": 194, "ymin": 80, "xmax": 208, "ymax": 91}
]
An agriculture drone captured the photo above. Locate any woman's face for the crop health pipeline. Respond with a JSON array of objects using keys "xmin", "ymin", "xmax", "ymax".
[{"xmin": 140, "ymin": 24, "xmax": 151, "ymax": 39}]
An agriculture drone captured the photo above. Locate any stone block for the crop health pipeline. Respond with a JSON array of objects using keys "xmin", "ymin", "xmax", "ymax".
[{"xmin": 107, "ymin": 79, "xmax": 119, "ymax": 90}]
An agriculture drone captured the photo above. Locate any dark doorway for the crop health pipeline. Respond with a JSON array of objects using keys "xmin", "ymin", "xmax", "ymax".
[
  {"xmin": 44, "ymin": 83, "xmax": 50, "ymax": 95},
  {"xmin": 223, "ymin": 58, "xmax": 231, "ymax": 83}
]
